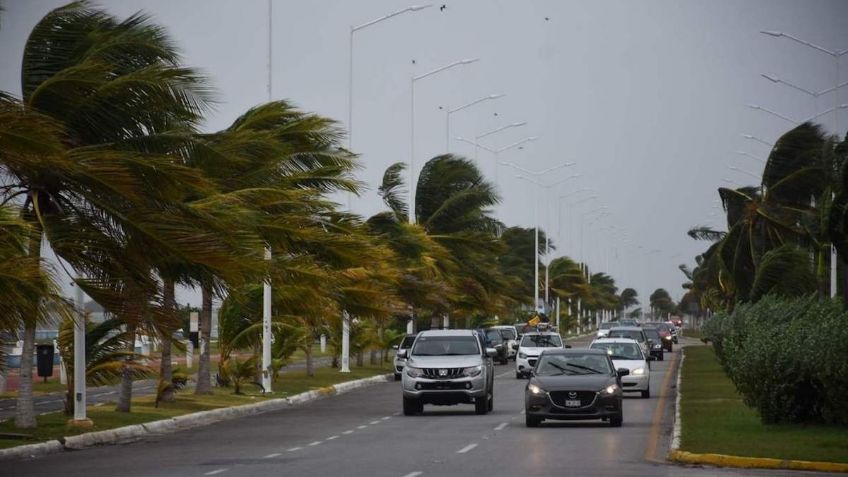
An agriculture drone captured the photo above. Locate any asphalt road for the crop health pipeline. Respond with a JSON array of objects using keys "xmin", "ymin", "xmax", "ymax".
[{"xmin": 3, "ymin": 338, "xmax": 833, "ymax": 477}]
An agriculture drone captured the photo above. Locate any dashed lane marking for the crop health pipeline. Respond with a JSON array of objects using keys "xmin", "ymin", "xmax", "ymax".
[
  {"xmin": 342, "ymin": 430, "xmax": 354, "ymax": 435},
  {"xmin": 457, "ymin": 443, "xmax": 478, "ymax": 454},
  {"xmin": 494, "ymin": 422, "xmax": 508, "ymax": 431},
  {"xmin": 326, "ymin": 435, "xmax": 339, "ymax": 441},
  {"xmin": 287, "ymin": 447, "xmax": 303, "ymax": 452},
  {"xmin": 308, "ymin": 441, "xmax": 322, "ymax": 446},
  {"xmin": 401, "ymin": 472, "xmax": 423, "ymax": 477},
  {"xmin": 263, "ymin": 453, "xmax": 281, "ymax": 459},
  {"xmin": 369, "ymin": 420, "xmax": 380, "ymax": 425},
  {"xmin": 204, "ymin": 469, "xmax": 228, "ymax": 476},
  {"xmin": 357, "ymin": 425, "xmax": 367, "ymax": 429},
  {"xmin": 381, "ymin": 416, "xmax": 391, "ymax": 420}
]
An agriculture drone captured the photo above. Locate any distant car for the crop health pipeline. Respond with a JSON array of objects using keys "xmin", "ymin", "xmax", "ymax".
[
  {"xmin": 596, "ymin": 321, "xmax": 616, "ymax": 339},
  {"xmin": 617, "ymin": 318, "xmax": 639, "ymax": 327},
  {"xmin": 641, "ymin": 327, "xmax": 665, "ymax": 361},
  {"xmin": 524, "ymin": 348, "xmax": 626, "ymax": 427},
  {"xmin": 400, "ymin": 329, "xmax": 496, "ymax": 415},
  {"xmin": 590, "ymin": 338, "xmax": 652, "ymax": 398},
  {"xmin": 482, "ymin": 328, "xmax": 509, "ymax": 364},
  {"xmin": 515, "ymin": 332, "xmax": 564, "ymax": 378},
  {"xmin": 644, "ymin": 322, "xmax": 673, "ymax": 351},
  {"xmin": 665, "ymin": 321, "xmax": 679, "ymax": 343},
  {"xmin": 606, "ymin": 326, "xmax": 650, "ymax": 357},
  {"xmin": 492, "ymin": 325, "xmax": 519, "ymax": 360},
  {"xmin": 393, "ymin": 334, "xmax": 417, "ymax": 381}
]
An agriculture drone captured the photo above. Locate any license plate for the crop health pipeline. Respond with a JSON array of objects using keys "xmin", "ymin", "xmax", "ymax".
[{"xmin": 565, "ymin": 399, "xmax": 581, "ymax": 407}]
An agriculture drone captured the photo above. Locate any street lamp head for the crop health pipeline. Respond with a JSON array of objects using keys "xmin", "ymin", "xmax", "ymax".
[
  {"xmin": 748, "ymin": 104, "xmax": 762, "ymax": 110},
  {"xmin": 761, "ymin": 73, "xmax": 780, "ymax": 83},
  {"xmin": 760, "ymin": 30, "xmax": 783, "ymax": 37},
  {"xmin": 489, "ymin": 93, "xmax": 505, "ymax": 99},
  {"xmin": 409, "ymin": 4, "xmax": 433, "ymax": 11},
  {"xmin": 511, "ymin": 121, "xmax": 528, "ymax": 127},
  {"xmin": 460, "ymin": 58, "xmax": 480, "ymax": 65}
]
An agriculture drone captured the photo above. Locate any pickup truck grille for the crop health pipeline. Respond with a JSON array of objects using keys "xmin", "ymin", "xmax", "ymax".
[{"xmin": 422, "ymin": 368, "xmax": 464, "ymax": 379}]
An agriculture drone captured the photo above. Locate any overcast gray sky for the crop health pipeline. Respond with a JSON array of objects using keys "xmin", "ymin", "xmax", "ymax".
[{"xmin": 2, "ymin": 0, "xmax": 848, "ymax": 307}]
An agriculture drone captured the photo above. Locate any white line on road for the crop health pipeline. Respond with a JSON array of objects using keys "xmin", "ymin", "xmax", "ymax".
[
  {"xmin": 204, "ymin": 469, "xmax": 228, "ymax": 476},
  {"xmin": 401, "ymin": 472, "xmax": 423, "ymax": 477},
  {"xmin": 342, "ymin": 430, "xmax": 354, "ymax": 435},
  {"xmin": 494, "ymin": 422, "xmax": 508, "ymax": 431},
  {"xmin": 457, "ymin": 443, "xmax": 478, "ymax": 454},
  {"xmin": 495, "ymin": 370, "xmax": 514, "ymax": 378},
  {"xmin": 287, "ymin": 447, "xmax": 303, "ymax": 452},
  {"xmin": 369, "ymin": 420, "xmax": 380, "ymax": 425},
  {"xmin": 381, "ymin": 416, "xmax": 391, "ymax": 420},
  {"xmin": 357, "ymin": 425, "xmax": 367, "ymax": 429},
  {"xmin": 308, "ymin": 441, "xmax": 322, "ymax": 446},
  {"xmin": 392, "ymin": 411, "xmax": 401, "ymax": 416},
  {"xmin": 263, "ymin": 453, "xmax": 281, "ymax": 459},
  {"xmin": 326, "ymin": 435, "xmax": 339, "ymax": 441}
]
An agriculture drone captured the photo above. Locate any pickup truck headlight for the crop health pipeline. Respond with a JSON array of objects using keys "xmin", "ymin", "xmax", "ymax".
[
  {"xmin": 405, "ymin": 366, "xmax": 424, "ymax": 378},
  {"xmin": 631, "ymin": 367, "xmax": 645, "ymax": 376},
  {"xmin": 601, "ymin": 384, "xmax": 619, "ymax": 395},
  {"xmin": 518, "ymin": 352, "xmax": 527, "ymax": 359},
  {"xmin": 461, "ymin": 365, "xmax": 482, "ymax": 377},
  {"xmin": 528, "ymin": 383, "xmax": 546, "ymax": 395}
]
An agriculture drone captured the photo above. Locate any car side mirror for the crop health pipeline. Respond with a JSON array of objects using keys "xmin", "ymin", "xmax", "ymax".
[
  {"xmin": 392, "ymin": 345, "xmax": 399, "ymax": 350},
  {"xmin": 565, "ymin": 344, "xmax": 572, "ymax": 349},
  {"xmin": 512, "ymin": 344, "xmax": 519, "ymax": 350},
  {"xmin": 397, "ymin": 349, "xmax": 408, "ymax": 359},
  {"xmin": 617, "ymin": 368, "xmax": 630, "ymax": 377},
  {"xmin": 486, "ymin": 348, "xmax": 498, "ymax": 358}
]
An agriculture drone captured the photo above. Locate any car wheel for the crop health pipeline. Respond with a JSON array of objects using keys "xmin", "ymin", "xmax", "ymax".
[
  {"xmin": 475, "ymin": 396, "xmax": 489, "ymax": 415},
  {"xmin": 609, "ymin": 411, "xmax": 623, "ymax": 427},
  {"xmin": 658, "ymin": 353, "xmax": 664, "ymax": 361},
  {"xmin": 641, "ymin": 387, "xmax": 651, "ymax": 399},
  {"xmin": 526, "ymin": 415, "xmax": 542, "ymax": 427},
  {"xmin": 403, "ymin": 397, "xmax": 420, "ymax": 416},
  {"xmin": 515, "ymin": 372, "xmax": 522, "ymax": 379},
  {"xmin": 394, "ymin": 373, "xmax": 401, "ymax": 381},
  {"xmin": 487, "ymin": 393, "xmax": 494, "ymax": 412}
]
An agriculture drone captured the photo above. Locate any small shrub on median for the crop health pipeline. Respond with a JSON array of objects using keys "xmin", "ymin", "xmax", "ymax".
[{"xmin": 702, "ymin": 295, "xmax": 848, "ymax": 425}]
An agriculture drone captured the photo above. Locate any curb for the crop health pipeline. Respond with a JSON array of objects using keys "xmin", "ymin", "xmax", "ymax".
[
  {"xmin": 0, "ymin": 373, "xmax": 391, "ymax": 460},
  {"xmin": 667, "ymin": 348, "xmax": 848, "ymax": 474}
]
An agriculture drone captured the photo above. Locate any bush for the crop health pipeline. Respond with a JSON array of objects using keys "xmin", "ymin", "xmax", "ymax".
[{"xmin": 702, "ymin": 295, "xmax": 848, "ymax": 425}]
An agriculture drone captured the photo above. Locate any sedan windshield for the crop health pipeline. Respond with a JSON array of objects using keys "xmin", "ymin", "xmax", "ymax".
[
  {"xmin": 520, "ymin": 334, "xmax": 563, "ymax": 348},
  {"xmin": 642, "ymin": 328, "xmax": 660, "ymax": 341},
  {"xmin": 411, "ymin": 336, "xmax": 479, "ymax": 356},
  {"xmin": 535, "ymin": 354, "xmax": 612, "ymax": 376},
  {"xmin": 590, "ymin": 342, "xmax": 644, "ymax": 360},
  {"xmin": 499, "ymin": 329, "xmax": 517, "ymax": 340},
  {"xmin": 608, "ymin": 330, "xmax": 644, "ymax": 343}
]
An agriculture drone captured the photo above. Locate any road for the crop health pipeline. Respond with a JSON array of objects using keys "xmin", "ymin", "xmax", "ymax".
[{"xmin": 3, "ymin": 338, "xmax": 831, "ymax": 477}]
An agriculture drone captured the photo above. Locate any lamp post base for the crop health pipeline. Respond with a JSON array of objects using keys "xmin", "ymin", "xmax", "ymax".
[{"xmin": 67, "ymin": 418, "xmax": 94, "ymax": 429}]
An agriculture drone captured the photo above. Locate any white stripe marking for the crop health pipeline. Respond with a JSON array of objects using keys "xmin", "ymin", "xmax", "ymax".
[
  {"xmin": 308, "ymin": 441, "xmax": 322, "ymax": 446},
  {"xmin": 381, "ymin": 416, "xmax": 391, "ymax": 420},
  {"xmin": 357, "ymin": 425, "xmax": 367, "ymax": 429},
  {"xmin": 263, "ymin": 453, "xmax": 281, "ymax": 459},
  {"xmin": 342, "ymin": 430, "xmax": 354, "ymax": 435},
  {"xmin": 457, "ymin": 443, "xmax": 478, "ymax": 454},
  {"xmin": 287, "ymin": 447, "xmax": 303, "ymax": 452},
  {"xmin": 326, "ymin": 435, "xmax": 339, "ymax": 441},
  {"xmin": 494, "ymin": 422, "xmax": 508, "ymax": 431},
  {"xmin": 401, "ymin": 472, "xmax": 423, "ymax": 477},
  {"xmin": 205, "ymin": 470, "xmax": 228, "ymax": 476},
  {"xmin": 369, "ymin": 420, "xmax": 380, "ymax": 425}
]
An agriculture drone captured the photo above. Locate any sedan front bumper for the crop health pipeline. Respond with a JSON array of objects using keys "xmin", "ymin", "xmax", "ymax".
[{"xmin": 525, "ymin": 391, "xmax": 621, "ymax": 421}]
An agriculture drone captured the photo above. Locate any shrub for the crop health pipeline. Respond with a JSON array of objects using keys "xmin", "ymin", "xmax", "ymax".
[{"xmin": 702, "ymin": 295, "xmax": 848, "ymax": 425}]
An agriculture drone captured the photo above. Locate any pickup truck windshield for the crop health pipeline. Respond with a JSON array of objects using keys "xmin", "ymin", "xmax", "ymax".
[
  {"xmin": 411, "ymin": 336, "xmax": 480, "ymax": 356},
  {"xmin": 520, "ymin": 335, "xmax": 562, "ymax": 347}
]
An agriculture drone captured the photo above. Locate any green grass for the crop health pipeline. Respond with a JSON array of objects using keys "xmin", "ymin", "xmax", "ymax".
[
  {"xmin": 682, "ymin": 328, "xmax": 703, "ymax": 340},
  {"xmin": 0, "ymin": 364, "xmax": 388, "ymax": 450},
  {"xmin": 679, "ymin": 346, "xmax": 848, "ymax": 463},
  {"xmin": 0, "ymin": 379, "xmax": 68, "ymax": 399}
]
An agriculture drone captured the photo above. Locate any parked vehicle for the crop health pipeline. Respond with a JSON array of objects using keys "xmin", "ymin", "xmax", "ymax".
[
  {"xmin": 589, "ymin": 338, "xmax": 652, "ymax": 398},
  {"xmin": 482, "ymin": 328, "xmax": 509, "ymax": 364},
  {"xmin": 606, "ymin": 326, "xmax": 650, "ymax": 357},
  {"xmin": 641, "ymin": 327, "xmax": 664, "ymax": 361},
  {"xmin": 492, "ymin": 325, "xmax": 519, "ymax": 360},
  {"xmin": 524, "ymin": 348, "xmax": 627, "ymax": 427},
  {"xmin": 393, "ymin": 334, "xmax": 417, "ymax": 381},
  {"xmin": 400, "ymin": 330, "xmax": 496, "ymax": 415},
  {"xmin": 514, "ymin": 332, "xmax": 564, "ymax": 378}
]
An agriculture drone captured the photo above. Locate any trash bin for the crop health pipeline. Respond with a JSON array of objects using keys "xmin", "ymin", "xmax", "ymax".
[{"xmin": 36, "ymin": 344, "xmax": 54, "ymax": 379}]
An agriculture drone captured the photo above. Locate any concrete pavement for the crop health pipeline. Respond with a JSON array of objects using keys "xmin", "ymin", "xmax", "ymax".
[{"xmin": 2, "ymin": 337, "xmax": 833, "ymax": 477}]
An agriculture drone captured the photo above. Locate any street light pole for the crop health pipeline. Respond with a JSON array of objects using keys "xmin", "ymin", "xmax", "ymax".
[
  {"xmin": 446, "ymin": 94, "xmax": 504, "ymax": 152},
  {"xmin": 263, "ymin": 0, "xmax": 274, "ymax": 388},
  {"xmin": 72, "ymin": 281, "xmax": 87, "ymax": 423},
  {"xmin": 474, "ymin": 122, "xmax": 527, "ymax": 162},
  {"xmin": 410, "ymin": 58, "xmax": 480, "ymax": 224},
  {"xmin": 458, "ymin": 136, "xmax": 538, "ymax": 187}
]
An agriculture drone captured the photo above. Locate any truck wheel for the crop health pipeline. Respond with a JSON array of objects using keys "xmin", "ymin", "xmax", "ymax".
[
  {"xmin": 487, "ymin": 393, "xmax": 494, "ymax": 412},
  {"xmin": 515, "ymin": 372, "xmax": 522, "ymax": 379},
  {"xmin": 403, "ymin": 397, "xmax": 420, "ymax": 416},
  {"xmin": 610, "ymin": 411, "xmax": 623, "ymax": 427},
  {"xmin": 641, "ymin": 387, "xmax": 651, "ymax": 399},
  {"xmin": 394, "ymin": 373, "xmax": 401, "ymax": 381},
  {"xmin": 525, "ymin": 415, "xmax": 542, "ymax": 427},
  {"xmin": 475, "ymin": 396, "xmax": 489, "ymax": 415}
]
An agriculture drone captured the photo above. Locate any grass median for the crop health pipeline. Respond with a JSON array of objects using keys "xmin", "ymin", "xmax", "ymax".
[
  {"xmin": 679, "ymin": 346, "xmax": 848, "ymax": 464},
  {"xmin": 0, "ymin": 364, "xmax": 389, "ymax": 450}
]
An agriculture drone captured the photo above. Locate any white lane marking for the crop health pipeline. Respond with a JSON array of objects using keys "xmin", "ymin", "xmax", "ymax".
[
  {"xmin": 205, "ymin": 470, "xmax": 228, "ymax": 476},
  {"xmin": 494, "ymin": 422, "xmax": 508, "ymax": 431},
  {"xmin": 308, "ymin": 441, "xmax": 322, "ymax": 446},
  {"xmin": 381, "ymin": 416, "xmax": 391, "ymax": 420},
  {"xmin": 287, "ymin": 447, "xmax": 303, "ymax": 452},
  {"xmin": 263, "ymin": 453, "xmax": 281, "ymax": 459},
  {"xmin": 457, "ymin": 443, "xmax": 478, "ymax": 454},
  {"xmin": 357, "ymin": 425, "xmax": 368, "ymax": 429},
  {"xmin": 495, "ymin": 370, "xmax": 514, "ymax": 378},
  {"xmin": 393, "ymin": 411, "xmax": 401, "ymax": 416},
  {"xmin": 401, "ymin": 472, "xmax": 423, "ymax": 477},
  {"xmin": 369, "ymin": 420, "xmax": 380, "ymax": 425},
  {"xmin": 342, "ymin": 430, "xmax": 354, "ymax": 435},
  {"xmin": 326, "ymin": 435, "xmax": 339, "ymax": 441}
]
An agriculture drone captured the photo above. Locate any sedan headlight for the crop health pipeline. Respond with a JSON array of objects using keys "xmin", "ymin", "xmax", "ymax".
[
  {"xmin": 653, "ymin": 344, "xmax": 662, "ymax": 349},
  {"xmin": 601, "ymin": 384, "xmax": 619, "ymax": 395},
  {"xmin": 663, "ymin": 335, "xmax": 672, "ymax": 340},
  {"xmin": 405, "ymin": 366, "xmax": 424, "ymax": 378},
  {"xmin": 528, "ymin": 383, "xmax": 546, "ymax": 395},
  {"xmin": 518, "ymin": 352, "xmax": 527, "ymax": 359},
  {"xmin": 631, "ymin": 367, "xmax": 645, "ymax": 376},
  {"xmin": 461, "ymin": 365, "xmax": 482, "ymax": 377}
]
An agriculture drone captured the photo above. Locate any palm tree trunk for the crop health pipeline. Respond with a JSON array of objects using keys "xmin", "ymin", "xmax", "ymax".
[
  {"xmin": 15, "ymin": 230, "xmax": 42, "ymax": 429},
  {"xmin": 305, "ymin": 343, "xmax": 314, "ymax": 377},
  {"xmin": 159, "ymin": 278, "xmax": 176, "ymax": 403},
  {"xmin": 116, "ymin": 323, "xmax": 137, "ymax": 412},
  {"xmin": 195, "ymin": 284, "xmax": 213, "ymax": 394}
]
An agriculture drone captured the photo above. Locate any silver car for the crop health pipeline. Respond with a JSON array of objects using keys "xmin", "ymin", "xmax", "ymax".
[
  {"xmin": 400, "ymin": 329, "xmax": 496, "ymax": 415},
  {"xmin": 392, "ymin": 334, "xmax": 417, "ymax": 381}
]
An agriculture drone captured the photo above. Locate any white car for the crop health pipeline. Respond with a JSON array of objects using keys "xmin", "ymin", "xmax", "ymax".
[
  {"xmin": 514, "ymin": 332, "xmax": 564, "ymax": 378},
  {"xmin": 589, "ymin": 338, "xmax": 652, "ymax": 398},
  {"xmin": 607, "ymin": 326, "xmax": 650, "ymax": 358},
  {"xmin": 596, "ymin": 322, "xmax": 615, "ymax": 339},
  {"xmin": 492, "ymin": 325, "xmax": 519, "ymax": 360},
  {"xmin": 392, "ymin": 334, "xmax": 417, "ymax": 381}
]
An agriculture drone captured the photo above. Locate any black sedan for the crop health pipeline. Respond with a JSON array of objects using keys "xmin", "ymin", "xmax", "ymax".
[
  {"xmin": 524, "ymin": 349, "xmax": 628, "ymax": 427},
  {"xmin": 642, "ymin": 327, "xmax": 665, "ymax": 361}
]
